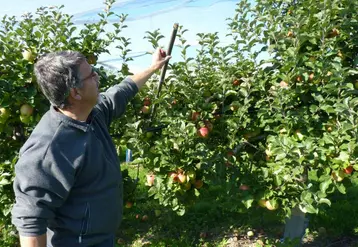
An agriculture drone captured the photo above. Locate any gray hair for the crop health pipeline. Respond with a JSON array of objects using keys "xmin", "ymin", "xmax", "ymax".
[{"xmin": 34, "ymin": 51, "xmax": 86, "ymax": 108}]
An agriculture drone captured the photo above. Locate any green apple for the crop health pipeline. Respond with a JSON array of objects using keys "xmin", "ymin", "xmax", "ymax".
[
  {"xmin": 247, "ymin": 230, "xmax": 254, "ymax": 237},
  {"xmin": 22, "ymin": 49, "xmax": 35, "ymax": 62},
  {"xmin": 295, "ymin": 130, "xmax": 304, "ymax": 141},
  {"xmin": 258, "ymin": 199, "xmax": 266, "ymax": 208},
  {"xmin": 331, "ymin": 170, "xmax": 345, "ymax": 182},
  {"xmin": 20, "ymin": 115, "xmax": 31, "ymax": 124},
  {"xmin": 154, "ymin": 209, "xmax": 161, "ymax": 217},
  {"xmin": 178, "ymin": 173, "xmax": 187, "ymax": 183},
  {"xmin": 265, "ymin": 200, "xmax": 279, "ymax": 210},
  {"xmin": 146, "ymin": 174, "xmax": 155, "ymax": 186},
  {"xmin": 0, "ymin": 108, "xmax": 10, "ymax": 123},
  {"xmin": 141, "ymin": 106, "xmax": 150, "ymax": 114},
  {"xmin": 354, "ymin": 80, "xmax": 358, "ymax": 90},
  {"xmin": 187, "ymin": 170, "xmax": 196, "ymax": 182},
  {"xmin": 182, "ymin": 182, "xmax": 191, "ymax": 191},
  {"xmin": 20, "ymin": 104, "xmax": 33, "ymax": 117}
]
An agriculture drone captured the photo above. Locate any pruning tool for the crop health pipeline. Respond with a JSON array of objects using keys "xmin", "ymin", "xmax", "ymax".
[{"xmin": 145, "ymin": 22, "xmax": 179, "ymax": 133}]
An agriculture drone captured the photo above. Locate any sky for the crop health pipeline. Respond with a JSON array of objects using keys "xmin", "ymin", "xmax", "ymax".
[{"xmin": 1, "ymin": 0, "xmax": 245, "ymax": 73}]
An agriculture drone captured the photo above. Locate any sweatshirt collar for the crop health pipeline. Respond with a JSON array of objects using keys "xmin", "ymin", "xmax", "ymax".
[{"xmin": 50, "ymin": 106, "xmax": 92, "ymax": 132}]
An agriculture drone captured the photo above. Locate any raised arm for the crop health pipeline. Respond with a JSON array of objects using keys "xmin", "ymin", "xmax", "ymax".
[
  {"xmin": 95, "ymin": 48, "xmax": 171, "ymax": 125},
  {"xmin": 129, "ymin": 48, "xmax": 171, "ymax": 89}
]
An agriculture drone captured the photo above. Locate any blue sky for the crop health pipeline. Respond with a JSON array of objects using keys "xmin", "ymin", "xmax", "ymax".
[{"xmin": 1, "ymin": 0, "xmax": 243, "ymax": 73}]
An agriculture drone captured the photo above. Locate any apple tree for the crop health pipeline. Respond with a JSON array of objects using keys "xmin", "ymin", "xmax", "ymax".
[
  {"xmin": 0, "ymin": 0, "xmax": 134, "ymax": 243},
  {"xmin": 115, "ymin": 0, "xmax": 358, "ymax": 217}
]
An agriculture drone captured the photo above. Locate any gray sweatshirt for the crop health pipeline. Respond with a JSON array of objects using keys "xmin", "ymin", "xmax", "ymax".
[{"xmin": 11, "ymin": 78, "xmax": 138, "ymax": 246}]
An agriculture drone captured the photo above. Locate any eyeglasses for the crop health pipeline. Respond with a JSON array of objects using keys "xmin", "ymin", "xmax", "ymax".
[
  {"xmin": 58, "ymin": 66, "xmax": 98, "ymax": 108},
  {"xmin": 81, "ymin": 66, "xmax": 97, "ymax": 82}
]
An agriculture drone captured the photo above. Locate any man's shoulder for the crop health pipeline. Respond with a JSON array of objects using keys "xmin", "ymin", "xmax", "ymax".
[{"xmin": 21, "ymin": 110, "xmax": 86, "ymax": 155}]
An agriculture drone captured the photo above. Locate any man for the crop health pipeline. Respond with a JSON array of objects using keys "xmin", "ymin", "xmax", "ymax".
[{"xmin": 11, "ymin": 48, "xmax": 171, "ymax": 247}]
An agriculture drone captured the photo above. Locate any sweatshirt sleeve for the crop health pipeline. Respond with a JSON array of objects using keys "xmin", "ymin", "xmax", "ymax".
[
  {"xmin": 95, "ymin": 77, "xmax": 139, "ymax": 126},
  {"xmin": 11, "ymin": 138, "xmax": 76, "ymax": 237}
]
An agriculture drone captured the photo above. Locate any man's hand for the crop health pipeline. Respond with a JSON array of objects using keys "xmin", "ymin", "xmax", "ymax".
[
  {"xmin": 150, "ymin": 47, "xmax": 171, "ymax": 71},
  {"xmin": 20, "ymin": 234, "xmax": 46, "ymax": 247},
  {"xmin": 129, "ymin": 48, "xmax": 172, "ymax": 89}
]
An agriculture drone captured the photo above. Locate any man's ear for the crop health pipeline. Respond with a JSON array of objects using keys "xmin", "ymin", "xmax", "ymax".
[{"xmin": 69, "ymin": 88, "xmax": 82, "ymax": 101}]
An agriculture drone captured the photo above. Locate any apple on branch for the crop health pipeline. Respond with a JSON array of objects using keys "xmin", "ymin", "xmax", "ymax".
[
  {"xmin": 146, "ymin": 174, "xmax": 155, "ymax": 186},
  {"xmin": 197, "ymin": 127, "xmax": 209, "ymax": 138},
  {"xmin": 20, "ymin": 104, "xmax": 33, "ymax": 117},
  {"xmin": 141, "ymin": 105, "xmax": 150, "ymax": 114}
]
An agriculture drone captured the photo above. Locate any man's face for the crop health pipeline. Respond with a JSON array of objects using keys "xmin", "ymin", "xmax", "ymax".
[{"xmin": 77, "ymin": 60, "xmax": 100, "ymax": 107}]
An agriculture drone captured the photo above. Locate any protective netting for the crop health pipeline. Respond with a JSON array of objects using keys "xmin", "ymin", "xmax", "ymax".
[{"xmin": 80, "ymin": 0, "xmax": 239, "ymax": 71}]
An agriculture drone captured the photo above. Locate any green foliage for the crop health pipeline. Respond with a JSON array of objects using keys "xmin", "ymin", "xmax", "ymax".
[
  {"xmin": 0, "ymin": 0, "xmax": 357, "ymax": 245},
  {"xmin": 115, "ymin": 0, "xmax": 358, "ymax": 218},
  {"xmin": 0, "ymin": 1, "xmax": 131, "ymax": 243}
]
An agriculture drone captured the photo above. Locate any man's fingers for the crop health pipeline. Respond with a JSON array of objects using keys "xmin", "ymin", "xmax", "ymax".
[
  {"xmin": 159, "ymin": 48, "xmax": 167, "ymax": 58},
  {"xmin": 164, "ymin": 56, "xmax": 172, "ymax": 62}
]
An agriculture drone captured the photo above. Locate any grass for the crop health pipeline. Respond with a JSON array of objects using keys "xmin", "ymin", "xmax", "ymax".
[
  {"xmin": 116, "ymin": 163, "xmax": 287, "ymax": 247},
  {"xmin": 117, "ymin": 163, "xmax": 358, "ymax": 247}
]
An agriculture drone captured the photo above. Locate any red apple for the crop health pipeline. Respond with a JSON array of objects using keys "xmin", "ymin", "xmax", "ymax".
[
  {"xmin": 279, "ymin": 81, "xmax": 288, "ymax": 88},
  {"xmin": 233, "ymin": 79, "xmax": 240, "ymax": 86},
  {"xmin": 141, "ymin": 215, "xmax": 149, "ymax": 222},
  {"xmin": 125, "ymin": 201, "xmax": 133, "ymax": 209},
  {"xmin": 239, "ymin": 184, "xmax": 250, "ymax": 191},
  {"xmin": 168, "ymin": 172, "xmax": 179, "ymax": 182},
  {"xmin": 194, "ymin": 180, "xmax": 203, "ymax": 189},
  {"xmin": 309, "ymin": 73, "xmax": 314, "ymax": 81},
  {"xmin": 343, "ymin": 166, "xmax": 353, "ymax": 175},
  {"xmin": 191, "ymin": 111, "xmax": 200, "ymax": 121},
  {"xmin": 197, "ymin": 127, "xmax": 209, "ymax": 138},
  {"xmin": 227, "ymin": 150, "xmax": 235, "ymax": 157},
  {"xmin": 143, "ymin": 97, "xmax": 151, "ymax": 106},
  {"xmin": 328, "ymin": 28, "xmax": 340, "ymax": 38},
  {"xmin": 117, "ymin": 238, "xmax": 125, "ymax": 245}
]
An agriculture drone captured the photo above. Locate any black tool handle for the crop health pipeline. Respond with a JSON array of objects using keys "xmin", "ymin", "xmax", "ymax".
[{"xmin": 149, "ymin": 23, "xmax": 179, "ymax": 123}]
